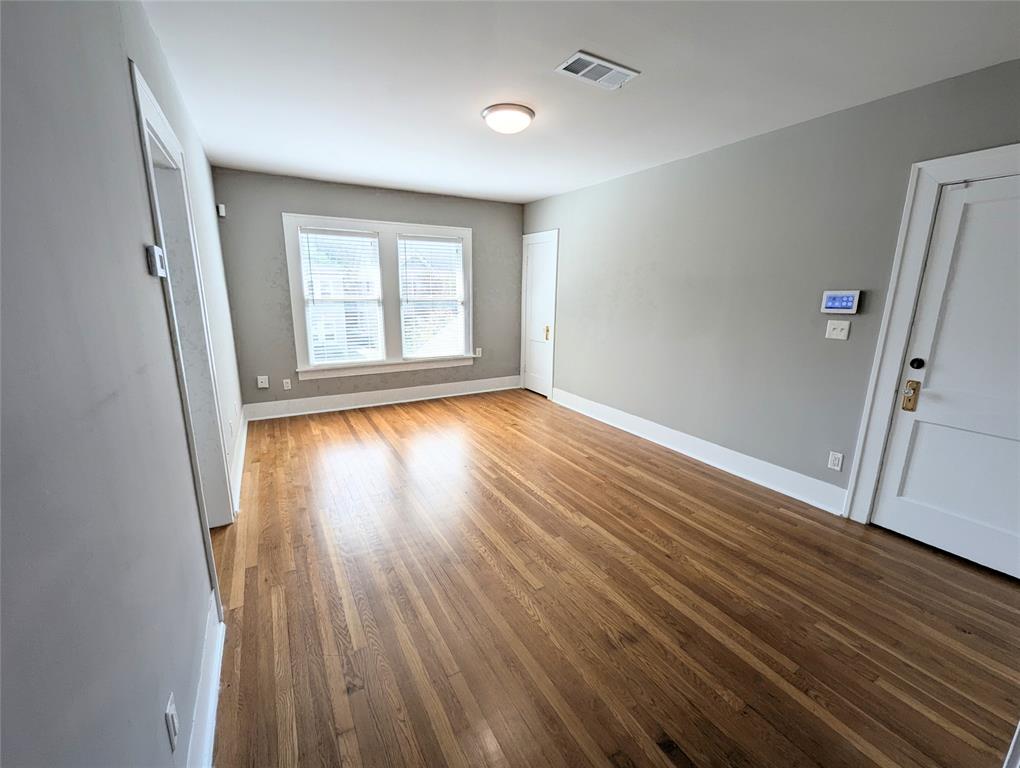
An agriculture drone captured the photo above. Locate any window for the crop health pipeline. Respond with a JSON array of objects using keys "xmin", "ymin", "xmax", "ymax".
[
  {"xmin": 299, "ymin": 229, "xmax": 384, "ymax": 366},
  {"xmin": 398, "ymin": 236, "xmax": 465, "ymax": 359},
  {"xmin": 283, "ymin": 214, "xmax": 473, "ymax": 379}
]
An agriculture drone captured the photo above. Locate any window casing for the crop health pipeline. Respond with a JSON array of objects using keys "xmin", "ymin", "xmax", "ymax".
[{"xmin": 283, "ymin": 214, "xmax": 473, "ymax": 379}]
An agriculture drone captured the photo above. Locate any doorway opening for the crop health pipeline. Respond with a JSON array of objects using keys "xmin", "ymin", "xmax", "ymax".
[{"xmin": 132, "ymin": 62, "xmax": 229, "ymax": 615}]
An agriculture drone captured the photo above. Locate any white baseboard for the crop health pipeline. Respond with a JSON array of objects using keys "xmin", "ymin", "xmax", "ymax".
[
  {"xmin": 551, "ymin": 388, "xmax": 846, "ymax": 516},
  {"xmin": 1004, "ymin": 721, "xmax": 1020, "ymax": 768},
  {"xmin": 243, "ymin": 375, "xmax": 522, "ymax": 422},
  {"xmin": 186, "ymin": 592, "xmax": 225, "ymax": 768},
  {"xmin": 228, "ymin": 411, "xmax": 248, "ymax": 514}
]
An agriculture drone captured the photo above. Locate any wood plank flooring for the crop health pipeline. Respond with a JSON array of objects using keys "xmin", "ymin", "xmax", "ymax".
[{"xmin": 210, "ymin": 389, "xmax": 1020, "ymax": 768}]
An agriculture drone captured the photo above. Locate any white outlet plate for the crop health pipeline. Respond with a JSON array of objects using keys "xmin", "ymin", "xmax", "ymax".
[
  {"xmin": 256, "ymin": 375, "xmax": 269, "ymax": 389},
  {"xmin": 282, "ymin": 378, "xmax": 292, "ymax": 390},
  {"xmin": 474, "ymin": 347, "xmax": 482, "ymax": 357},
  {"xmin": 825, "ymin": 320, "xmax": 850, "ymax": 340},
  {"xmin": 827, "ymin": 451, "xmax": 844, "ymax": 472}
]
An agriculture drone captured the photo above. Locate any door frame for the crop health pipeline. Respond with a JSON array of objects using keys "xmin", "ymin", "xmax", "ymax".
[
  {"xmin": 844, "ymin": 143, "xmax": 1020, "ymax": 523},
  {"xmin": 521, "ymin": 230, "xmax": 560, "ymax": 396},
  {"xmin": 131, "ymin": 61, "xmax": 225, "ymax": 620}
]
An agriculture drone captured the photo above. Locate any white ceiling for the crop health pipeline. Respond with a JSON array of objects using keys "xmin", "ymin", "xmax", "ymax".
[{"xmin": 145, "ymin": 2, "xmax": 1020, "ymax": 204}]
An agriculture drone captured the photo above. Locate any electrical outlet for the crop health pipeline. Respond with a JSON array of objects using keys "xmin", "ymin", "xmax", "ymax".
[
  {"xmin": 256, "ymin": 375, "xmax": 269, "ymax": 389},
  {"xmin": 474, "ymin": 347, "xmax": 482, "ymax": 357},
  {"xmin": 825, "ymin": 320, "xmax": 850, "ymax": 340},
  {"xmin": 282, "ymin": 378, "xmax": 292, "ymax": 391},
  {"xmin": 827, "ymin": 451, "xmax": 844, "ymax": 472},
  {"xmin": 165, "ymin": 692, "xmax": 179, "ymax": 752}
]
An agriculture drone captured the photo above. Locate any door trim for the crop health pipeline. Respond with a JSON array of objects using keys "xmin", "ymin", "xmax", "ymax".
[
  {"xmin": 131, "ymin": 61, "xmax": 225, "ymax": 620},
  {"xmin": 521, "ymin": 229, "xmax": 559, "ymax": 396},
  {"xmin": 844, "ymin": 143, "xmax": 1020, "ymax": 523}
]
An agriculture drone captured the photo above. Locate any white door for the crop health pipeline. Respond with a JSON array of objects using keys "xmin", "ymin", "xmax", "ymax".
[
  {"xmin": 522, "ymin": 230, "xmax": 558, "ymax": 397},
  {"xmin": 872, "ymin": 174, "xmax": 1020, "ymax": 577}
]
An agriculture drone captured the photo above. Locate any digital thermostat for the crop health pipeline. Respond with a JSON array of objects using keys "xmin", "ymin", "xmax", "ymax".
[{"xmin": 821, "ymin": 290, "xmax": 860, "ymax": 314}]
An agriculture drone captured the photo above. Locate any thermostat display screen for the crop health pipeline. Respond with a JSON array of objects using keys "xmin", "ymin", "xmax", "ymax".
[
  {"xmin": 825, "ymin": 294, "xmax": 855, "ymax": 310},
  {"xmin": 820, "ymin": 290, "xmax": 860, "ymax": 314}
]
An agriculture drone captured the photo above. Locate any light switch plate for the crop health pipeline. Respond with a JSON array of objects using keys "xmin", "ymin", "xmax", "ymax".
[
  {"xmin": 146, "ymin": 245, "xmax": 168, "ymax": 278},
  {"xmin": 165, "ymin": 692, "xmax": 179, "ymax": 752},
  {"xmin": 825, "ymin": 320, "xmax": 850, "ymax": 340},
  {"xmin": 256, "ymin": 375, "xmax": 269, "ymax": 389}
]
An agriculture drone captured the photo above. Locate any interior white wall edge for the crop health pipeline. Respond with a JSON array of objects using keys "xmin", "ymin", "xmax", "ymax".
[
  {"xmin": 185, "ymin": 591, "xmax": 226, "ymax": 768},
  {"xmin": 243, "ymin": 376, "xmax": 523, "ymax": 421},
  {"xmin": 551, "ymin": 388, "xmax": 846, "ymax": 516},
  {"xmin": 229, "ymin": 414, "xmax": 248, "ymax": 514}
]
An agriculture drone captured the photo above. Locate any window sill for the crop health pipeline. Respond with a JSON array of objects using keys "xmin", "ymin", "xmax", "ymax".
[{"xmin": 296, "ymin": 355, "xmax": 475, "ymax": 381}]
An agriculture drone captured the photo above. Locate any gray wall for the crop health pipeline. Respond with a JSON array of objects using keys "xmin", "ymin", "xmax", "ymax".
[
  {"xmin": 212, "ymin": 168, "xmax": 523, "ymax": 404},
  {"xmin": 2, "ymin": 3, "xmax": 230, "ymax": 765},
  {"xmin": 525, "ymin": 60, "xmax": 1020, "ymax": 488}
]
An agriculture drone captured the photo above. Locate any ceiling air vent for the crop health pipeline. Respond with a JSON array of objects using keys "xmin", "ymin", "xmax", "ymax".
[{"xmin": 556, "ymin": 51, "xmax": 640, "ymax": 90}]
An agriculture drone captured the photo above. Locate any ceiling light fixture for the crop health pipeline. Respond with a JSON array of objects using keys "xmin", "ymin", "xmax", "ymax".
[{"xmin": 481, "ymin": 103, "xmax": 534, "ymax": 134}]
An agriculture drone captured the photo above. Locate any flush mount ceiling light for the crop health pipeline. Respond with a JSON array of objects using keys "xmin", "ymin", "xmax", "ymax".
[{"xmin": 481, "ymin": 103, "xmax": 534, "ymax": 134}]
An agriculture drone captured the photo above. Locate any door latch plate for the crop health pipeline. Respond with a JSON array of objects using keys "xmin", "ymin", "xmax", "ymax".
[{"xmin": 901, "ymin": 379, "xmax": 920, "ymax": 412}]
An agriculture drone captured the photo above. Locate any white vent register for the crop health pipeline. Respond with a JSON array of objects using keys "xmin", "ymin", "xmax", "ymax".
[{"xmin": 556, "ymin": 51, "xmax": 640, "ymax": 90}]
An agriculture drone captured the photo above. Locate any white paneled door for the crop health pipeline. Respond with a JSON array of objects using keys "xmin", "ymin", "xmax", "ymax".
[
  {"xmin": 522, "ymin": 230, "xmax": 558, "ymax": 397},
  {"xmin": 872, "ymin": 174, "xmax": 1020, "ymax": 577}
]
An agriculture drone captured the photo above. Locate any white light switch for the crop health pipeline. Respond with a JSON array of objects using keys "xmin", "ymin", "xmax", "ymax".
[
  {"xmin": 825, "ymin": 320, "xmax": 850, "ymax": 340},
  {"xmin": 165, "ymin": 692, "xmax": 179, "ymax": 752}
]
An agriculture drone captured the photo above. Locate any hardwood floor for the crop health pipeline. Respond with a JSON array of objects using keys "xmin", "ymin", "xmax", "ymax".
[{"xmin": 210, "ymin": 389, "xmax": 1020, "ymax": 768}]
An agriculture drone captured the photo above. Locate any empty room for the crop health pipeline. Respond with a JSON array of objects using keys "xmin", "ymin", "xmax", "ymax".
[{"xmin": 3, "ymin": 2, "xmax": 1020, "ymax": 767}]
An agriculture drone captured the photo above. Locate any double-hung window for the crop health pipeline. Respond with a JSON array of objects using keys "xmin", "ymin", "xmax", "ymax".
[
  {"xmin": 398, "ymin": 235, "xmax": 466, "ymax": 359},
  {"xmin": 299, "ymin": 228, "xmax": 384, "ymax": 366},
  {"xmin": 283, "ymin": 214, "xmax": 473, "ymax": 379}
]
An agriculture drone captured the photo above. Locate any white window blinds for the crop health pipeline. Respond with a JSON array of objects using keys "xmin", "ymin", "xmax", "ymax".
[
  {"xmin": 398, "ymin": 235, "xmax": 466, "ymax": 359},
  {"xmin": 299, "ymin": 228, "xmax": 384, "ymax": 366}
]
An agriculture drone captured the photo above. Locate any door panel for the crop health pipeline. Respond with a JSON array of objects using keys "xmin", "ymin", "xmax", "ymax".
[
  {"xmin": 872, "ymin": 175, "xmax": 1020, "ymax": 577},
  {"xmin": 523, "ymin": 232, "xmax": 557, "ymax": 397}
]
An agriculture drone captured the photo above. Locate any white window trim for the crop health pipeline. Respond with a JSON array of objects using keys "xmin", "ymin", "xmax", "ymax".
[{"xmin": 282, "ymin": 213, "xmax": 474, "ymax": 379}]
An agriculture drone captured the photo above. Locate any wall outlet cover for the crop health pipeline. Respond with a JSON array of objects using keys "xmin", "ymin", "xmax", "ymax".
[
  {"xmin": 827, "ymin": 451, "xmax": 844, "ymax": 472},
  {"xmin": 825, "ymin": 320, "xmax": 851, "ymax": 340},
  {"xmin": 282, "ymin": 378, "xmax": 292, "ymax": 390},
  {"xmin": 256, "ymin": 375, "xmax": 269, "ymax": 389}
]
